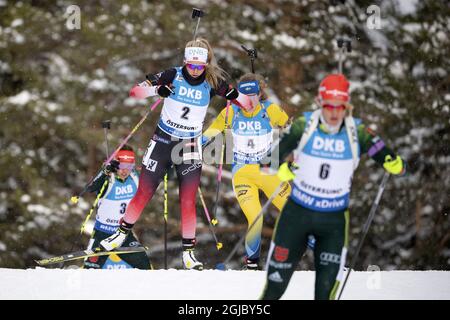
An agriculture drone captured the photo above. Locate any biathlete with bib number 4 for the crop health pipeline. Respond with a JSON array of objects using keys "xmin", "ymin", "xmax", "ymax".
[
  {"xmin": 99, "ymin": 38, "xmax": 241, "ymax": 270},
  {"xmin": 203, "ymin": 73, "xmax": 310, "ymax": 270}
]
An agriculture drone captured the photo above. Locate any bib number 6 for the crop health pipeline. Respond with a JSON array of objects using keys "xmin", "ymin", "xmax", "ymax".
[{"xmin": 319, "ymin": 163, "xmax": 330, "ymax": 179}]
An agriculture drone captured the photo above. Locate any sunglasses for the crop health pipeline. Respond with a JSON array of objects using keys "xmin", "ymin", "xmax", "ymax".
[
  {"xmin": 323, "ymin": 104, "xmax": 346, "ymax": 111},
  {"xmin": 186, "ymin": 63, "xmax": 206, "ymax": 71},
  {"xmin": 119, "ymin": 163, "xmax": 135, "ymax": 170}
]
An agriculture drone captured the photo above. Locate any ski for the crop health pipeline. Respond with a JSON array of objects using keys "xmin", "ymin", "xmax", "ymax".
[{"xmin": 35, "ymin": 247, "xmax": 146, "ymax": 266}]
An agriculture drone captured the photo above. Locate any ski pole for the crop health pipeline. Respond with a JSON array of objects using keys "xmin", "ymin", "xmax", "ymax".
[
  {"xmin": 79, "ymin": 121, "xmax": 112, "ymax": 236},
  {"xmin": 337, "ymin": 38, "xmax": 352, "ymax": 74},
  {"xmin": 102, "ymin": 120, "xmax": 111, "ymax": 157},
  {"xmin": 241, "ymin": 45, "xmax": 258, "ymax": 73},
  {"xmin": 163, "ymin": 173, "xmax": 168, "ymax": 269},
  {"xmin": 192, "ymin": 8, "xmax": 205, "ymax": 40},
  {"xmin": 198, "ymin": 187, "xmax": 223, "ymax": 250},
  {"xmin": 337, "ymin": 172, "xmax": 390, "ymax": 300},
  {"xmin": 68, "ymin": 119, "xmax": 113, "ymax": 253},
  {"xmin": 80, "ymin": 178, "xmax": 109, "ymax": 235},
  {"xmin": 70, "ymin": 98, "xmax": 162, "ymax": 204},
  {"xmin": 211, "ymin": 100, "xmax": 231, "ymax": 226},
  {"xmin": 216, "ymin": 182, "xmax": 284, "ymax": 270}
]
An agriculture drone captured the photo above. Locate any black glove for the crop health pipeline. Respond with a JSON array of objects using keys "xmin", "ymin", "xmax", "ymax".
[
  {"xmin": 157, "ymin": 84, "xmax": 175, "ymax": 98},
  {"xmin": 103, "ymin": 159, "xmax": 120, "ymax": 175},
  {"xmin": 224, "ymin": 87, "xmax": 239, "ymax": 100}
]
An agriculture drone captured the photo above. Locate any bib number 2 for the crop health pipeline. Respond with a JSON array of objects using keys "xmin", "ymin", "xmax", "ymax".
[{"xmin": 181, "ymin": 106, "xmax": 190, "ymax": 120}]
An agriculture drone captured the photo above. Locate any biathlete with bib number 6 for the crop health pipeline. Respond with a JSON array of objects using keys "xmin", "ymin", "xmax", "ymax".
[
  {"xmin": 261, "ymin": 73, "xmax": 405, "ymax": 299},
  {"xmin": 99, "ymin": 38, "xmax": 241, "ymax": 270}
]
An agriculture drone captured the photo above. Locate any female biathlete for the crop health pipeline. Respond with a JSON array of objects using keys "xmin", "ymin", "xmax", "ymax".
[
  {"xmin": 203, "ymin": 73, "xmax": 294, "ymax": 270},
  {"xmin": 100, "ymin": 38, "xmax": 239, "ymax": 270}
]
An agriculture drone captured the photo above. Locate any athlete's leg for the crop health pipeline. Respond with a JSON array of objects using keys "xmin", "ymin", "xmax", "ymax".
[
  {"xmin": 83, "ymin": 230, "xmax": 109, "ymax": 269},
  {"xmin": 123, "ymin": 134, "xmax": 172, "ymax": 224},
  {"xmin": 119, "ymin": 232, "xmax": 152, "ymax": 270},
  {"xmin": 233, "ymin": 168, "xmax": 263, "ymax": 262},
  {"xmin": 312, "ymin": 210, "xmax": 348, "ymax": 300},
  {"xmin": 175, "ymin": 161, "xmax": 202, "ymax": 241},
  {"xmin": 260, "ymin": 199, "xmax": 311, "ymax": 300},
  {"xmin": 259, "ymin": 174, "xmax": 291, "ymax": 211},
  {"xmin": 174, "ymin": 138, "xmax": 203, "ymax": 242}
]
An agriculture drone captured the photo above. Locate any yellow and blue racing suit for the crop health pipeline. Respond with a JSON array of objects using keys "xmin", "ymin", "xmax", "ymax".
[{"xmin": 203, "ymin": 100, "xmax": 291, "ymax": 262}]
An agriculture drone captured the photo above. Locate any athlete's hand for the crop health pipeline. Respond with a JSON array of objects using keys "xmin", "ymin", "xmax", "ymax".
[
  {"xmin": 277, "ymin": 162, "xmax": 298, "ymax": 182},
  {"xmin": 224, "ymin": 87, "xmax": 238, "ymax": 100},
  {"xmin": 103, "ymin": 160, "xmax": 120, "ymax": 175},
  {"xmin": 157, "ymin": 84, "xmax": 175, "ymax": 98},
  {"xmin": 383, "ymin": 155, "xmax": 405, "ymax": 175}
]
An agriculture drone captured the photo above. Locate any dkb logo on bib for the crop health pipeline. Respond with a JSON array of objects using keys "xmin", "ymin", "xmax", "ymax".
[
  {"xmin": 238, "ymin": 121, "xmax": 262, "ymax": 131},
  {"xmin": 312, "ymin": 136, "xmax": 345, "ymax": 152},
  {"xmin": 179, "ymin": 86, "xmax": 202, "ymax": 100}
]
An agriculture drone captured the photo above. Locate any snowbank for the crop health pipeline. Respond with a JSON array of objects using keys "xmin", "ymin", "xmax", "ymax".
[{"xmin": 0, "ymin": 269, "xmax": 448, "ymax": 300}]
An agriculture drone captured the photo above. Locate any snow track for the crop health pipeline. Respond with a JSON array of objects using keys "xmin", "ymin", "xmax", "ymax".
[{"xmin": 1, "ymin": 269, "xmax": 448, "ymax": 300}]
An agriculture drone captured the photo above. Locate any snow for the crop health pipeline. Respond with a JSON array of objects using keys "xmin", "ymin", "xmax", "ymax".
[
  {"xmin": 26, "ymin": 204, "xmax": 53, "ymax": 216},
  {"xmin": 20, "ymin": 194, "xmax": 31, "ymax": 203},
  {"xmin": 0, "ymin": 269, "xmax": 448, "ymax": 300},
  {"xmin": 272, "ymin": 33, "xmax": 307, "ymax": 50},
  {"xmin": 11, "ymin": 19, "xmax": 23, "ymax": 28},
  {"xmin": 289, "ymin": 94, "xmax": 302, "ymax": 105},
  {"xmin": 8, "ymin": 91, "xmax": 35, "ymax": 105},
  {"xmin": 395, "ymin": 0, "xmax": 419, "ymax": 16}
]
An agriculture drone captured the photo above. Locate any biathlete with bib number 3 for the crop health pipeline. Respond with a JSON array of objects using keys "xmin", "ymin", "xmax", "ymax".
[{"xmin": 84, "ymin": 145, "xmax": 151, "ymax": 270}]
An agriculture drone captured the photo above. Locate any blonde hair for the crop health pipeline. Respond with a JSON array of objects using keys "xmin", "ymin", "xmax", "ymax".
[
  {"xmin": 185, "ymin": 38, "xmax": 227, "ymax": 89},
  {"xmin": 238, "ymin": 73, "xmax": 269, "ymax": 101}
]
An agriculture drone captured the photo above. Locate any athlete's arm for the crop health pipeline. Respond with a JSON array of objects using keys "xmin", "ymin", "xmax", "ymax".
[
  {"xmin": 358, "ymin": 125, "xmax": 406, "ymax": 175},
  {"xmin": 202, "ymin": 106, "xmax": 235, "ymax": 146},
  {"xmin": 277, "ymin": 116, "xmax": 306, "ymax": 163},
  {"xmin": 129, "ymin": 68, "xmax": 177, "ymax": 99},
  {"xmin": 86, "ymin": 171, "xmax": 110, "ymax": 197},
  {"xmin": 267, "ymin": 103, "xmax": 289, "ymax": 128}
]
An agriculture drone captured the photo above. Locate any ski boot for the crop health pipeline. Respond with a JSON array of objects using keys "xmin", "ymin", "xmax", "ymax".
[
  {"xmin": 243, "ymin": 257, "xmax": 259, "ymax": 270},
  {"xmin": 99, "ymin": 221, "xmax": 133, "ymax": 251},
  {"xmin": 307, "ymin": 235, "xmax": 316, "ymax": 251},
  {"xmin": 182, "ymin": 238, "xmax": 203, "ymax": 270}
]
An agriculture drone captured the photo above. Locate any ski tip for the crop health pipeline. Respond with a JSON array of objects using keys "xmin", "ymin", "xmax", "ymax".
[{"xmin": 215, "ymin": 263, "xmax": 226, "ymax": 271}]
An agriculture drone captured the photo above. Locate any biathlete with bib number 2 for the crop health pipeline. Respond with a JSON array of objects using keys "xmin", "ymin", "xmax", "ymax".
[
  {"xmin": 261, "ymin": 73, "xmax": 405, "ymax": 299},
  {"xmin": 99, "ymin": 38, "xmax": 241, "ymax": 270}
]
